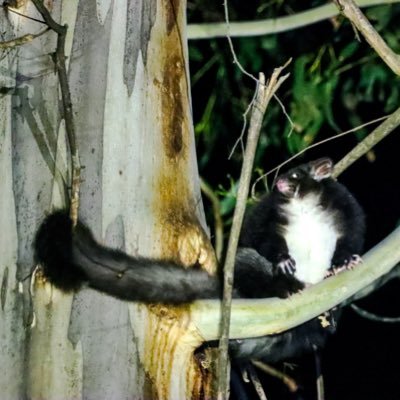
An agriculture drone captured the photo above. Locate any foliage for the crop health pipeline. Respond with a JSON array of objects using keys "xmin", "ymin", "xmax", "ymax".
[{"xmin": 188, "ymin": 0, "xmax": 400, "ymax": 235}]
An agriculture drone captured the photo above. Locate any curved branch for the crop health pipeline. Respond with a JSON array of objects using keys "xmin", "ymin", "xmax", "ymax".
[
  {"xmin": 350, "ymin": 303, "xmax": 400, "ymax": 323},
  {"xmin": 187, "ymin": 0, "xmax": 400, "ymax": 40},
  {"xmin": 251, "ymin": 361, "xmax": 299, "ymax": 393},
  {"xmin": 343, "ymin": 263, "xmax": 400, "ymax": 304},
  {"xmin": 333, "ymin": 0, "xmax": 400, "ymax": 76},
  {"xmin": 190, "ymin": 225, "xmax": 400, "ymax": 341},
  {"xmin": 333, "ymin": 105, "xmax": 400, "ymax": 177}
]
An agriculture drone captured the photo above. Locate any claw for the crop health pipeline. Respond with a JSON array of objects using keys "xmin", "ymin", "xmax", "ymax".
[
  {"xmin": 277, "ymin": 256, "xmax": 296, "ymax": 275},
  {"xmin": 327, "ymin": 254, "xmax": 363, "ymax": 277},
  {"xmin": 347, "ymin": 254, "xmax": 363, "ymax": 269}
]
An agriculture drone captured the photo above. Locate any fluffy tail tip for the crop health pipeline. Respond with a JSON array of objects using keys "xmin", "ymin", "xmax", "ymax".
[{"xmin": 34, "ymin": 210, "xmax": 84, "ymax": 291}]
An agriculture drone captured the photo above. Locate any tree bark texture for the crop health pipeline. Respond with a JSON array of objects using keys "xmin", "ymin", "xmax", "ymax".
[{"xmin": 1, "ymin": 1, "xmax": 215, "ymax": 399}]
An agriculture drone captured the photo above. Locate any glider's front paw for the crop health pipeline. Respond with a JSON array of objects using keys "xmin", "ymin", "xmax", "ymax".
[
  {"xmin": 277, "ymin": 255, "xmax": 296, "ymax": 276},
  {"xmin": 327, "ymin": 254, "xmax": 363, "ymax": 277}
]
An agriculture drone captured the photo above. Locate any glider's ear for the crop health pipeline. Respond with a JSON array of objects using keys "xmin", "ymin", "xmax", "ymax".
[{"xmin": 309, "ymin": 158, "xmax": 333, "ymax": 181}]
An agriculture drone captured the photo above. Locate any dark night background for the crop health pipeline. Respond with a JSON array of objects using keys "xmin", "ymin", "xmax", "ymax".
[{"xmin": 187, "ymin": 1, "xmax": 400, "ymax": 399}]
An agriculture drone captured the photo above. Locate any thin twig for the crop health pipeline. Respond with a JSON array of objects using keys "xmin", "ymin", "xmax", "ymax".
[
  {"xmin": 217, "ymin": 67, "xmax": 290, "ymax": 400},
  {"xmin": 247, "ymin": 364, "xmax": 268, "ymax": 400},
  {"xmin": 223, "ymin": 0, "xmax": 259, "ymax": 162},
  {"xmin": 228, "ymin": 59, "xmax": 293, "ymax": 161},
  {"xmin": 228, "ymin": 88, "xmax": 258, "ymax": 160},
  {"xmin": 313, "ymin": 347, "xmax": 325, "ymax": 400},
  {"xmin": 223, "ymin": 0, "xmax": 294, "ymax": 160},
  {"xmin": 2, "ymin": 4, "xmax": 47, "ymax": 24},
  {"xmin": 222, "ymin": 0, "xmax": 258, "ymax": 83},
  {"xmin": 200, "ymin": 178, "xmax": 224, "ymax": 261},
  {"xmin": 187, "ymin": 0, "xmax": 400, "ymax": 40},
  {"xmin": 251, "ymin": 114, "xmax": 388, "ymax": 193},
  {"xmin": 0, "ymin": 28, "xmax": 49, "ymax": 49},
  {"xmin": 251, "ymin": 360, "xmax": 299, "ymax": 393},
  {"xmin": 333, "ymin": 106, "xmax": 400, "ymax": 177},
  {"xmin": 30, "ymin": 0, "xmax": 81, "ymax": 225},
  {"xmin": 350, "ymin": 304, "xmax": 400, "ymax": 323},
  {"xmin": 274, "ymin": 93, "xmax": 294, "ymax": 137},
  {"xmin": 332, "ymin": 0, "xmax": 400, "ymax": 76}
]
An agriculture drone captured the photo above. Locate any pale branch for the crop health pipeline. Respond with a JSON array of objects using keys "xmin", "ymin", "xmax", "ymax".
[
  {"xmin": 333, "ymin": 105, "xmax": 400, "ymax": 177},
  {"xmin": 217, "ymin": 72, "xmax": 262, "ymax": 399},
  {"xmin": 217, "ymin": 11, "xmax": 288, "ymax": 400},
  {"xmin": 314, "ymin": 348, "xmax": 325, "ymax": 400},
  {"xmin": 200, "ymin": 178, "xmax": 224, "ymax": 261},
  {"xmin": 217, "ymin": 68, "xmax": 290, "ymax": 400},
  {"xmin": 190, "ymin": 224, "xmax": 400, "ymax": 341},
  {"xmin": 317, "ymin": 375, "xmax": 324, "ymax": 400},
  {"xmin": 247, "ymin": 364, "xmax": 268, "ymax": 400},
  {"xmin": 251, "ymin": 361, "xmax": 299, "ymax": 393},
  {"xmin": 344, "ymin": 263, "xmax": 400, "ymax": 304},
  {"xmin": 0, "ymin": 28, "xmax": 49, "ymax": 49},
  {"xmin": 187, "ymin": 0, "xmax": 400, "ymax": 40},
  {"xmin": 333, "ymin": 0, "xmax": 400, "ymax": 76},
  {"xmin": 30, "ymin": 0, "xmax": 81, "ymax": 225},
  {"xmin": 350, "ymin": 303, "xmax": 400, "ymax": 323}
]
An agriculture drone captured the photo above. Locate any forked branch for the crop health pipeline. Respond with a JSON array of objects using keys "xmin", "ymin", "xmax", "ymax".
[
  {"xmin": 333, "ymin": 0, "xmax": 400, "ymax": 75},
  {"xmin": 30, "ymin": 0, "xmax": 81, "ymax": 224},
  {"xmin": 217, "ymin": 64, "xmax": 290, "ymax": 399}
]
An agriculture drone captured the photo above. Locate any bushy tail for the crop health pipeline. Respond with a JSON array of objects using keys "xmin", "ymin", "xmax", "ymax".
[
  {"xmin": 34, "ymin": 211, "xmax": 220, "ymax": 303},
  {"xmin": 229, "ymin": 310, "xmax": 339, "ymax": 362}
]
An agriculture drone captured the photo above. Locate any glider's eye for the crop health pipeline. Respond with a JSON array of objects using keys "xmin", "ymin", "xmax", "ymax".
[{"xmin": 291, "ymin": 173, "xmax": 299, "ymax": 179}]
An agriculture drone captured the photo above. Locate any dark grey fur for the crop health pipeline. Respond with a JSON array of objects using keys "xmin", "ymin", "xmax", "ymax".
[{"xmin": 34, "ymin": 158, "xmax": 365, "ymax": 362}]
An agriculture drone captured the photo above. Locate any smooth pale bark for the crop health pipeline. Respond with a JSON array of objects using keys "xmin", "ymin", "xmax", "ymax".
[
  {"xmin": 1, "ymin": 2, "xmax": 66, "ymax": 398},
  {"xmin": 0, "ymin": 27, "xmax": 25, "ymax": 400},
  {"xmin": 2, "ymin": 1, "xmax": 214, "ymax": 399}
]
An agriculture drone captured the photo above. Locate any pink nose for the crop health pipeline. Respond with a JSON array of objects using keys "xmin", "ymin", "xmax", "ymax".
[{"xmin": 276, "ymin": 178, "xmax": 287, "ymax": 192}]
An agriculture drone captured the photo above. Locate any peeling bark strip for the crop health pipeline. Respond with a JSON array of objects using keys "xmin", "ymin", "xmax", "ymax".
[
  {"xmin": 156, "ymin": 173, "xmax": 216, "ymax": 274},
  {"xmin": 123, "ymin": 0, "xmax": 157, "ymax": 96},
  {"xmin": 164, "ymin": 0, "xmax": 180, "ymax": 34},
  {"xmin": 152, "ymin": 0, "xmax": 216, "ymax": 272},
  {"xmin": 161, "ymin": 54, "xmax": 184, "ymax": 157},
  {"xmin": 158, "ymin": 0, "xmax": 187, "ymax": 160},
  {"xmin": 1, "ymin": 267, "xmax": 8, "ymax": 311},
  {"xmin": 144, "ymin": 0, "xmax": 217, "ymax": 397}
]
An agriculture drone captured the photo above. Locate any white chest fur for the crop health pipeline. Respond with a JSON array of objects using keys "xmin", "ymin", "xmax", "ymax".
[{"xmin": 281, "ymin": 194, "xmax": 339, "ymax": 284}]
